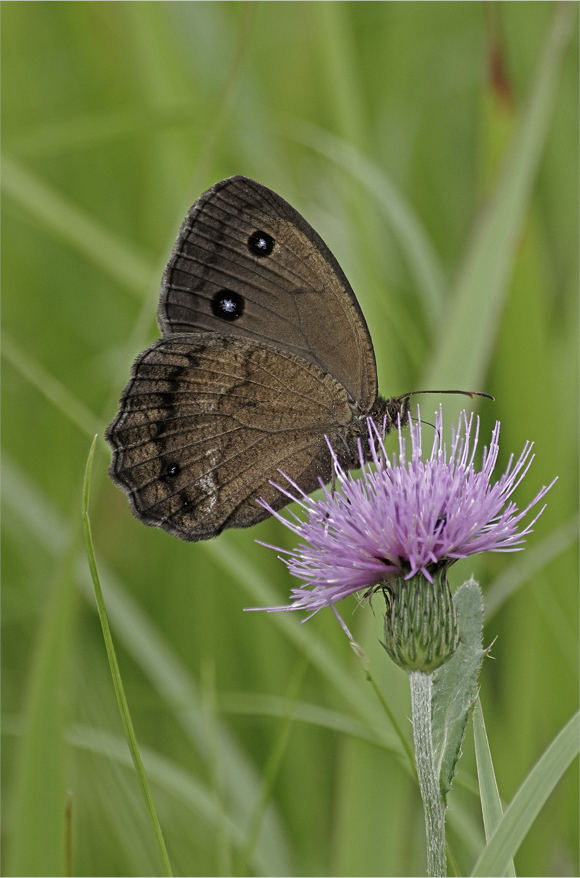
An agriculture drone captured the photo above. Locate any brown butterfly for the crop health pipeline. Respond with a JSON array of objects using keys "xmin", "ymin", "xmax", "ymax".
[{"xmin": 106, "ymin": 177, "xmax": 487, "ymax": 541}]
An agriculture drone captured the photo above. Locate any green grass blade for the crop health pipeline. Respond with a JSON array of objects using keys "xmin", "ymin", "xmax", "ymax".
[
  {"xmin": 206, "ymin": 540, "xmax": 407, "ymax": 756},
  {"xmin": 2, "ymin": 334, "xmax": 104, "ymax": 438},
  {"xmin": 484, "ymin": 514, "xmax": 579, "ymax": 620},
  {"xmin": 313, "ymin": 2, "xmax": 368, "ymax": 148},
  {"xmin": 9, "ymin": 532, "xmax": 78, "ymax": 877},
  {"xmin": 360, "ymin": 661, "xmax": 416, "ymax": 772},
  {"xmin": 237, "ymin": 656, "xmax": 308, "ymax": 875},
  {"xmin": 5, "ymin": 106, "xmax": 189, "ymax": 157},
  {"xmin": 2, "ymin": 713, "xmax": 287, "ymax": 878},
  {"xmin": 470, "ymin": 710, "xmax": 580, "ymax": 876},
  {"xmin": 445, "ymin": 802, "xmax": 485, "ymax": 865},
  {"xmin": 425, "ymin": 2, "xmax": 576, "ymax": 392},
  {"xmin": 219, "ymin": 691, "xmax": 389, "ymax": 743},
  {"xmin": 3, "ymin": 456, "xmax": 70, "ymax": 553},
  {"xmin": 81, "ymin": 437, "xmax": 173, "ymax": 878},
  {"xmin": 219, "ymin": 690, "xmax": 481, "ymax": 800},
  {"xmin": 3, "ymin": 454, "xmax": 293, "ymax": 874},
  {"xmin": 64, "ymin": 724, "xmax": 278, "ymax": 877},
  {"xmin": 199, "ymin": 660, "xmax": 234, "ymax": 877},
  {"xmin": 187, "ymin": 1, "xmax": 257, "ymax": 193},
  {"xmin": 473, "ymin": 698, "xmax": 516, "ymax": 877},
  {"xmin": 292, "ymin": 121, "xmax": 446, "ymax": 327},
  {"xmin": 1, "ymin": 155, "xmax": 155, "ymax": 298},
  {"xmin": 75, "ymin": 563, "xmax": 294, "ymax": 874}
]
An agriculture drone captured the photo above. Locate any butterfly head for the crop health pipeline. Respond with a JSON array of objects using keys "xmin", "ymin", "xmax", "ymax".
[
  {"xmin": 338, "ymin": 394, "xmax": 410, "ymax": 469},
  {"xmin": 371, "ymin": 394, "xmax": 412, "ymax": 435}
]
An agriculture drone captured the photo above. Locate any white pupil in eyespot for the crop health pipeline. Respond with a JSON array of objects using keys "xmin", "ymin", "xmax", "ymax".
[{"xmin": 221, "ymin": 298, "xmax": 236, "ymax": 312}]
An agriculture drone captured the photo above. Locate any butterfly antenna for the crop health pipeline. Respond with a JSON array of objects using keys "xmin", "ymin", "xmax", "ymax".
[
  {"xmin": 396, "ymin": 389, "xmax": 494, "ymax": 402},
  {"xmin": 410, "ymin": 415, "xmax": 436, "ymax": 430}
]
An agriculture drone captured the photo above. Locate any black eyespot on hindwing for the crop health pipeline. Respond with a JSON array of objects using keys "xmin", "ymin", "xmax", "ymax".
[
  {"xmin": 211, "ymin": 289, "xmax": 245, "ymax": 321},
  {"xmin": 247, "ymin": 230, "xmax": 275, "ymax": 257}
]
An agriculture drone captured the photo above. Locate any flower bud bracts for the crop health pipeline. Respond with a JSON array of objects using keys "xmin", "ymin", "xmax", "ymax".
[{"xmin": 382, "ymin": 565, "xmax": 459, "ymax": 673}]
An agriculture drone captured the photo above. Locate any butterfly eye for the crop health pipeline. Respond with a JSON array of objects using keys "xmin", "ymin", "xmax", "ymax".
[
  {"xmin": 247, "ymin": 229, "xmax": 275, "ymax": 257},
  {"xmin": 211, "ymin": 289, "xmax": 245, "ymax": 321}
]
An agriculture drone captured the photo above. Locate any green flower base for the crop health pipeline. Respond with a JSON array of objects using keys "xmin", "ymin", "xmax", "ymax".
[{"xmin": 381, "ymin": 566, "xmax": 459, "ymax": 673}]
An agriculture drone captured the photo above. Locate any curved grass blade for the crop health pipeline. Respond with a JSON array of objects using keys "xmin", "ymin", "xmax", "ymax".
[
  {"xmin": 424, "ymin": 2, "xmax": 576, "ymax": 394},
  {"xmin": 484, "ymin": 514, "xmax": 579, "ymax": 620},
  {"xmin": 65, "ymin": 724, "xmax": 278, "ymax": 877},
  {"xmin": 291, "ymin": 120, "xmax": 446, "ymax": 328},
  {"xmin": 237, "ymin": 656, "xmax": 308, "ymax": 875},
  {"xmin": 2, "ymin": 155, "xmax": 155, "ymax": 299},
  {"xmin": 2, "ymin": 334, "xmax": 104, "ymax": 439},
  {"xmin": 473, "ymin": 698, "xmax": 516, "ymax": 877},
  {"xmin": 8, "ymin": 519, "xmax": 78, "ymax": 876},
  {"xmin": 4, "ymin": 453, "xmax": 293, "ymax": 874},
  {"xmin": 470, "ymin": 710, "xmax": 580, "ymax": 876},
  {"xmin": 81, "ymin": 436, "xmax": 173, "ymax": 878},
  {"xmin": 208, "ymin": 540, "xmax": 406, "ymax": 756}
]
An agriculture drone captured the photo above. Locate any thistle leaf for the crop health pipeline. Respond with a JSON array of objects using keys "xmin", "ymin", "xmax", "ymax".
[{"xmin": 431, "ymin": 579, "xmax": 486, "ymax": 803}]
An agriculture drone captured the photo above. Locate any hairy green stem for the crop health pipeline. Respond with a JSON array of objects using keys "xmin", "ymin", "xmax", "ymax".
[{"xmin": 409, "ymin": 671, "xmax": 446, "ymax": 877}]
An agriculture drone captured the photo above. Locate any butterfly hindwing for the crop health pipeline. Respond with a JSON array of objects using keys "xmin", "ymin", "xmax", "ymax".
[{"xmin": 106, "ymin": 335, "xmax": 355, "ymax": 540}]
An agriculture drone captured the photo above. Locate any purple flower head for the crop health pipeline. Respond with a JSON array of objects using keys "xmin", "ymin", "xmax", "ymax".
[{"xmin": 249, "ymin": 408, "xmax": 556, "ymax": 639}]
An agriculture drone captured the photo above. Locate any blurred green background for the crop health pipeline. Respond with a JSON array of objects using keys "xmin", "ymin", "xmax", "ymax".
[{"xmin": 2, "ymin": 2, "xmax": 578, "ymax": 876}]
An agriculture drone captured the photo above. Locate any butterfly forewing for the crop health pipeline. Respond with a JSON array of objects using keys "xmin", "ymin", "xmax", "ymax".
[
  {"xmin": 106, "ymin": 335, "xmax": 355, "ymax": 541},
  {"xmin": 158, "ymin": 176, "xmax": 378, "ymax": 410}
]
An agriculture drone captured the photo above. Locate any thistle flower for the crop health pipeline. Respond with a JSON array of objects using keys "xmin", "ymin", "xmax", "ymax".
[{"xmin": 251, "ymin": 408, "xmax": 555, "ymax": 641}]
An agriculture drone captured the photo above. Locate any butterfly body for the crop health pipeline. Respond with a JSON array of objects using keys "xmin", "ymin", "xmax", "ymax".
[{"xmin": 106, "ymin": 176, "xmax": 409, "ymax": 541}]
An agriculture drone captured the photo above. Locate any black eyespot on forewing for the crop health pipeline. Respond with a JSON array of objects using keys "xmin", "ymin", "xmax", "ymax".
[
  {"xmin": 164, "ymin": 462, "xmax": 180, "ymax": 479},
  {"xmin": 211, "ymin": 289, "xmax": 245, "ymax": 321},
  {"xmin": 247, "ymin": 230, "xmax": 274, "ymax": 257}
]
